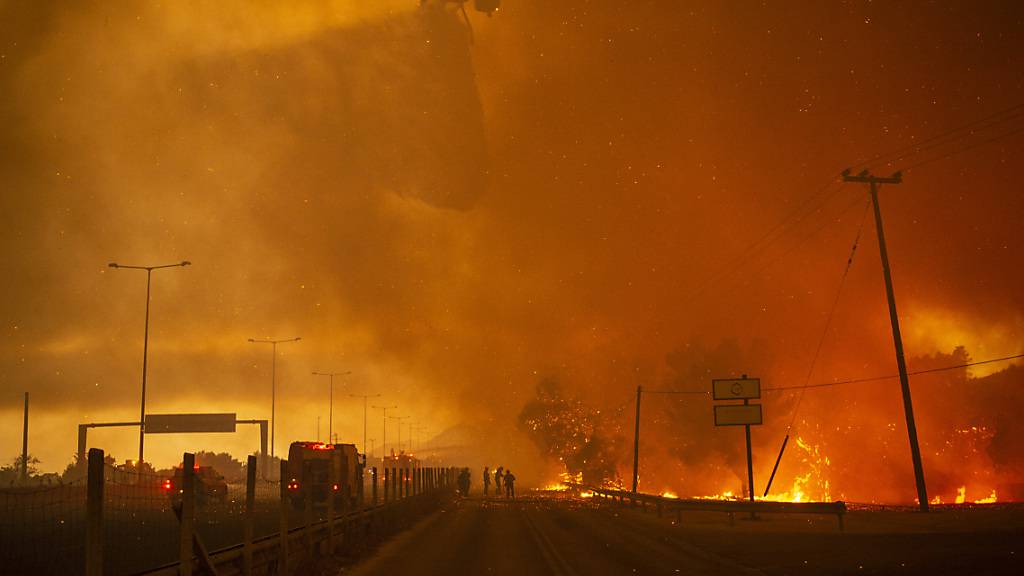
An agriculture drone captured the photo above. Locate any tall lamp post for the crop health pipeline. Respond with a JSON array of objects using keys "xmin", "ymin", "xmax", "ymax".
[
  {"xmin": 312, "ymin": 371, "xmax": 350, "ymax": 444},
  {"xmin": 349, "ymin": 392, "xmax": 381, "ymax": 456},
  {"xmin": 389, "ymin": 415, "xmax": 410, "ymax": 455},
  {"xmin": 372, "ymin": 405, "xmax": 397, "ymax": 460},
  {"xmin": 108, "ymin": 260, "xmax": 191, "ymax": 465},
  {"xmin": 248, "ymin": 336, "xmax": 301, "ymax": 458}
]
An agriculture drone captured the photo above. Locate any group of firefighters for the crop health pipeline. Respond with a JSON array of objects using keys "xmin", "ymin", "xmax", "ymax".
[{"xmin": 456, "ymin": 465, "xmax": 516, "ymax": 499}]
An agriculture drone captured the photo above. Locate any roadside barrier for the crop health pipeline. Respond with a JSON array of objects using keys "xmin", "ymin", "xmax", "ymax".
[
  {"xmin": 73, "ymin": 448, "xmax": 461, "ymax": 575},
  {"xmin": 585, "ymin": 485, "xmax": 847, "ymax": 532}
]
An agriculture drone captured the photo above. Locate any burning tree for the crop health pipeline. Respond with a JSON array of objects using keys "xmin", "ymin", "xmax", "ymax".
[{"xmin": 518, "ymin": 377, "xmax": 624, "ymax": 485}]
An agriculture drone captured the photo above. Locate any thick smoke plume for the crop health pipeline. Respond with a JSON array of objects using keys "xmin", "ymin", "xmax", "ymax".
[{"xmin": 1, "ymin": 3, "xmax": 1022, "ymax": 502}]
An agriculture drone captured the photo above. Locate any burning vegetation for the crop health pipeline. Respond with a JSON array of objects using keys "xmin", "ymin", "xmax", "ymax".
[
  {"xmin": 526, "ymin": 342, "xmax": 1022, "ymax": 505},
  {"xmin": 518, "ymin": 378, "xmax": 625, "ymax": 486}
]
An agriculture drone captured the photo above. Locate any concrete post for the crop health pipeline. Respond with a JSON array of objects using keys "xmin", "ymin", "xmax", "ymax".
[
  {"xmin": 85, "ymin": 448, "xmax": 104, "ymax": 576},
  {"xmin": 278, "ymin": 459, "xmax": 289, "ymax": 574},
  {"xmin": 243, "ymin": 455, "xmax": 256, "ymax": 575},
  {"xmin": 303, "ymin": 462, "xmax": 313, "ymax": 560},
  {"xmin": 180, "ymin": 452, "xmax": 195, "ymax": 576}
]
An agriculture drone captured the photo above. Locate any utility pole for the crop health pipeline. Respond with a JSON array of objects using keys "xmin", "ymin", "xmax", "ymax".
[
  {"xmin": 21, "ymin": 392, "xmax": 29, "ymax": 483},
  {"xmin": 842, "ymin": 168, "xmax": 929, "ymax": 512},
  {"xmin": 632, "ymin": 385, "xmax": 641, "ymax": 493}
]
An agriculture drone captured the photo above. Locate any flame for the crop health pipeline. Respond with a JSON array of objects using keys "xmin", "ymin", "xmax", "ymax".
[
  {"xmin": 660, "ymin": 491, "xmax": 678, "ymax": 499},
  {"xmin": 955, "ymin": 486, "xmax": 966, "ymax": 504},
  {"xmin": 762, "ymin": 437, "xmax": 831, "ymax": 503},
  {"xmin": 696, "ymin": 491, "xmax": 736, "ymax": 501},
  {"xmin": 543, "ymin": 470, "xmax": 582, "ymax": 491},
  {"xmin": 579, "ymin": 490, "xmax": 594, "ymax": 498},
  {"xmin": 974, "ymin": 489, "xmax": 997, "ymax": 504}
]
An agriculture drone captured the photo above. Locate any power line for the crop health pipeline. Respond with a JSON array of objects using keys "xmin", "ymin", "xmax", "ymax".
[
  {"xmin": 784, "ymin": 197, "xmax": 871, "ymax": 430},
  {"xmin": 902, "ymin": 124, "xmax": 1024, "ymax": 171},
  {"xmin": 645, "ymin": 353, "xmax": 1024, "ymax": 397},
  {"xmin": 765, "ymin": 352, "xmax": 1024, "ymax": 392},
  {"xmin": 680, "ymin": 102, "xmax": 1024, "ymax": 313},
  {"xmin": 847, "ymin": 102, "xmax": 1024, "ymax": 172}
]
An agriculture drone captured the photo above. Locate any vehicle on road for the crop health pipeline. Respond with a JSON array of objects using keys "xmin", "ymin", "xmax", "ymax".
[
  {"xmin": 163, "ymin": 465, "xmax": 228, "ymax": 506},
  {"xmin": 286, "ymin": 441, "xmax": 363, "ymax": 510}
]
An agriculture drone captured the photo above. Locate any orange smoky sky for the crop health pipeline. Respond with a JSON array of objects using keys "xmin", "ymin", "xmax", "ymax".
[{"xmin": 1, "ymin": 1, "xmax": 1022, "ymax": 501}]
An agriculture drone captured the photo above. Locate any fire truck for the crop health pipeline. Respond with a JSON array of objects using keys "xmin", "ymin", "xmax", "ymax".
[{"xmin": 285, "ymin": 441, "xmax": 363, "ymax": 510}]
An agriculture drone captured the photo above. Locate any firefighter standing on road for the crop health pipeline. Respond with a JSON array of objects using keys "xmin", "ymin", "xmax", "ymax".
[
  {"xmin": 495, "ymin": 466, "xmax": 503, "ymax": 493},
  {"xmin": 483, "ymin": 466, "xmax": 491, "ymax": 496},
  {"xmin": 504, "ymin": 469, "xmax": 516, "ymax": 499}
]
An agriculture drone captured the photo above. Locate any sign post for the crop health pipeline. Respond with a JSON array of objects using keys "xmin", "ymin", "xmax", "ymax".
[{"xmin": 712, "ymin": 375, "xmax": 762, "ymax": 505}]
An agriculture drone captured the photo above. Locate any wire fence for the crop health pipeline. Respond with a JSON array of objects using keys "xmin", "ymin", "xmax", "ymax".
[
  {"xmin": 0, "ymin": 478, "xmax": 87, "ymax": 574},
  {"xmin": 0, "ymin": 458, "xmax": 450, "ymax": 575},
  {"xmin": 102, "ymin": 465, "xmax": 179, "ymax": 575}
]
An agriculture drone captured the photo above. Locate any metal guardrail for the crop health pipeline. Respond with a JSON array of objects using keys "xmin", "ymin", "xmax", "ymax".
[
  {"xmin": 136, "ymin": 491, "xmax": 450, "ymax": 576},
  {"xmin": 80, "ymin": 448, "xmax": 462, "ymax": 576},
  {"xmin": 583, "ymin": 485, "xmax": 847, "ymax": 532}
]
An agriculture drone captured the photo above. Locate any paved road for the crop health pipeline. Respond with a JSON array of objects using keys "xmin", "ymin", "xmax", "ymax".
[{"xmin": 345, "ymin": 495, "xmax": 762, "ymax": 576}]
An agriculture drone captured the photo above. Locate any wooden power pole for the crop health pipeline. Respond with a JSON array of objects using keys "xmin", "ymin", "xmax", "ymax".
[
  {"xmin": 842, "ymin": 168, "xmax": 929, "ymax": 512},
  {"xmin": 632, "ymin": 385, "xmax": 642, "ymax": 493}
]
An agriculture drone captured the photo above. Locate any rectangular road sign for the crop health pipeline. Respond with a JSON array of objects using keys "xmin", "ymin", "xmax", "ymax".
[
  {"xmin": 714, "ymin": 404, "xmax": 763, "ymax": 426},
  {"xmin": 145, "ymin": 413, "xmax": 237, "ymax": 434},
  {"xmin": 712, "ymin": 378, "xmax": 761, "ymax": 400}
]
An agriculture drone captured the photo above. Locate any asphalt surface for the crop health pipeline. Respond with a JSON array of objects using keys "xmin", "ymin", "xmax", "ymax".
[{"xmin": 344, "ymin": 494, "xmax": 762, "ymax": 576}]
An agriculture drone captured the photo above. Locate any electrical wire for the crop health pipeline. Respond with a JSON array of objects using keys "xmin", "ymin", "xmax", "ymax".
[
  {"xmin": 901, "ymin": 124, "xmax": 1024, "ymax": 171},
  {"xmin": 764, "ymin": 352, "xmax": 1024, "ymax": 392},
  {"xmin": 645, "ymin": 353, "xmax": 1024, "ymax": 397},
  {"xmin": 784, "ymin": 196, "xmax": 871, "ymax": 430},
  {"xmin": 846, "ymin": 102, "xmax": 1024, "ymax": 172}
]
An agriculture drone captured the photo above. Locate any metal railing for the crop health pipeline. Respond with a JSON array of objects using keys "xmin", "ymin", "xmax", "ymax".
[
  {"xmin": 584, "ymin": 485, "xmax": 847, "ymax": 532},
  {"xmin": 75, "ymin": 448, "xmax": 461, "ymax": 575}
]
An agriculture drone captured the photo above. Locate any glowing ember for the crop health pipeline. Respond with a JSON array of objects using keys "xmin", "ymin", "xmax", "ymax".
[{"xmin": 660, "ymin": 491, "xmax": 678, "ymax": 499}]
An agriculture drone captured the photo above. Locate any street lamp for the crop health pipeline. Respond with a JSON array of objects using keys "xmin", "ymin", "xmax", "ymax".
[
  {"xmin": 388, "ymin": 415, "xmax": 410, "ymax": 455},
  {"xmin": 248, "ymin": 336, "xmax": 301, "ymax": 458},
  {"xmin": 372, "ymin": 405, "xmax": 397, "ymax": 460},
  {"xmin": 312, "ymin": 371, "xmax": 350, "ymax": 444},
  {"xmin": 108, "ymin": 259, "xmax": 191, "ymax": 465},
  {"xmin": 349, "ymin": 392, "xmax": 381, "ymax": 457}
]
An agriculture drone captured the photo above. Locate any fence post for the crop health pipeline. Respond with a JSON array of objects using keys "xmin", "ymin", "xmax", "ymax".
[
  {"xmin": 327, "ymin": 458, "xmax": 336, "ymax": 556},
  {"xmin": 279, "ymin": 459, "xmax": 289, "ymax": 575},
  {"xmin": 180, "ymin": 452, "xmax": 196, "ymax": 576},
  {"xmin": 383, "ymin": 467, "xmax": 389, "ymax": 503},
  {"xmin": 244, "ymin": 454, "xmax": 256, "ymax": 576},
  {"xmin": 391, "ymin": 467, "xmax": 397, "ymax": 501},
  {"xmin": 85, "ymin": 448, "xmax": 104, "ymax": 576},
  {"xmin": 357, "ymin": 457, "xmax": 364, "ymax": 508},
  {"xmin": 372, "ymin": 466, "xmax": 378, "ymax": 505},
  {"xmin": 303, "ymin": 462, "xmax": 313, "ymax": 560}
]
